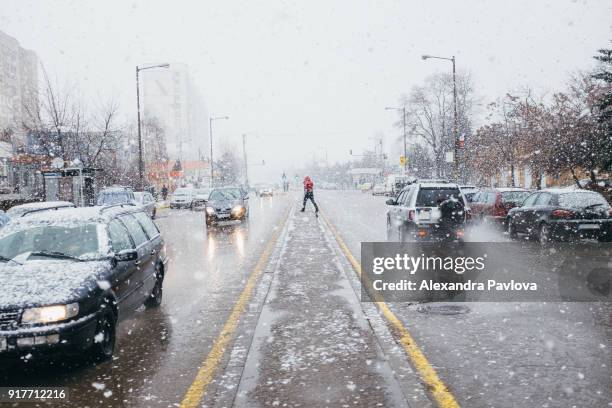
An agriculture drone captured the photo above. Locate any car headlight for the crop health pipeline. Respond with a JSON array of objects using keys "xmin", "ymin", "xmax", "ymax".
[
  {"xmin": 231, "ymin": 205, "xmax": 245, "ymax": 215},
  {"xmin": 206, "ymin": 207, "xmax": 215, "ymax": 215},
  {"xmin": 21, "ymin": 303, "xmax": 79, "ymax": 324}
]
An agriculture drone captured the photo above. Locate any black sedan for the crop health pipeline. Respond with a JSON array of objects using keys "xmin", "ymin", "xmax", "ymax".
[
  {"xmin": 205, "ymin": 187, "xmax": 249, "ymax": 226},
  {"xmin": 0, "ymin": 205, "xmax": 169, "ymax": 361},
  {"xmin": 506, "ymin": 189, "xmax": 612, "ymax": 243}
]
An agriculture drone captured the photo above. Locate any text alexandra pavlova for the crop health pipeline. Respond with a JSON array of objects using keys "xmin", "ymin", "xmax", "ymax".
[{"xmin": 372, "ymin": 279, "xmax": 538, "ymax": 291}]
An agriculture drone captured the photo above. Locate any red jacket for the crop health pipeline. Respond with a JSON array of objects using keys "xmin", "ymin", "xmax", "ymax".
[{"xmin": 304, "ymin": 177, "xmax": 314, "ymax": 192}]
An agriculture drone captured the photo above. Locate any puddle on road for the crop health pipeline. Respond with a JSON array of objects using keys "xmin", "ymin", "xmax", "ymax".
[{"xmin": 417, "ymin": 304, "xmax": 471, "ymax": 315}]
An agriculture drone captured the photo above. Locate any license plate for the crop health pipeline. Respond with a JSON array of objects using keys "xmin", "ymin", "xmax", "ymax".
[
  {"xmin": 418, "ymin": 210, "xmax": 431, "ymax": 220},
  {"xmin": 0, "ymin": 337, "xmax": 6, "ymax": 352},
  {"xmin": 578, "ymin": 224, "xmax": 600, "ymax": 230},
  {"xmin": 218, "ymin": 213, "xmax": 230, "ymax": 218}
]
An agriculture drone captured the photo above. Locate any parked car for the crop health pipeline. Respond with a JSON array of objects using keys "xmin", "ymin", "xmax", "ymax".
[
  {"xmin": 506, "ymin": 189, "xmax": 612, "ymax": 243},
  {"xmin": 386, "ymin": 181, "xmax": 469, "ymax": 241},
  {"xmin": 6, "ymin": 201, "xmax": 76, "ymax": 218},
  {"xmin": 205, "ymin": 187, "xmax": 249, "ymax": 226},
  {"xmin": 459, "ymin": 185, "xmax": 479, "ymax": 202},
  {"xmin": 191, "ymin": 188, "xmax": 212, "ymax": 210},
  {"xmin": 97, "ymin": 186, "xmax": 136, "ymax": 206},
  {"xmin": 134, "ymin": 191, "xmax": 157, "ymax": 218},
  {"xmin": 169, "ymin": 187, "xmax": 194, "ymax": 209},
  {"xmin": 0, "ymin": 205, "xmax": 169, "ymax": 360},
  {"xmin": 470, "ymin": 188, "xmax": 531, "ymax": 227}
]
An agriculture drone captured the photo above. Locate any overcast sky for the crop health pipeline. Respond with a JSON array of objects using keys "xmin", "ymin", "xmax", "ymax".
[{"xmin": 1, "ymin": 0, "xmax": 610, "ymax": 182}]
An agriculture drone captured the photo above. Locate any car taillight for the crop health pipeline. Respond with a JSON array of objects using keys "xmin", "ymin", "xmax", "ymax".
[
  {"xmin": 408, "ymin": 210, "xmax": 415, "ymax": 221},
  {"xmin": 551, "ymin": 209, "xmax": 575, "ymax": 219}
]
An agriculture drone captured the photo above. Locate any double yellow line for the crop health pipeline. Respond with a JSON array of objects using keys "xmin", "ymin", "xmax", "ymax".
[
  {"xmin": 321, "ymin": 213, "xmax": 460, "ymax": 408},
  {"xmin": 179, "ymin": 208, "xmax": 290, "ymax": 408}
]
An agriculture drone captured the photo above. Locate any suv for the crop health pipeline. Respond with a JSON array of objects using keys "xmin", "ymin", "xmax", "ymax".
[
  {"xmin": 205, "ymin": 186, "xmax": 249, "ymax": 226},
  {"xmin": 97, "ymin": 186, "xmax": 136, "ymax": 206},
  {"xmin": 0, "ymin": 205, "xmax": 168, "ymax": 360},
  {"xmin": 386, "ymin": 181, "xmax": 469, "ymax": 241}
]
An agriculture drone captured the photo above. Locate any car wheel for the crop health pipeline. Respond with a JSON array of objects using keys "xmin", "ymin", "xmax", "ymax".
[
  {"xmin": 508, "ymin": 218, "xmax": 518, "ymax": 239},
  {"xmin": 538, "ymin": 223, "xmax": 551, "ymax": 245},
  {"xmin": 91, "ymin": 307, "xmax": 116, "ymax": 361},
  {"xmin": 145, "ymin": 265, "xmax": 164, "ymax": 308},
  {"xmin": 152, "ymin": 208, "xmax": 156, "ymax": 219},
  {"xmin": 386, "ymin": 217, "xmax": 392, "ymax": 241}
]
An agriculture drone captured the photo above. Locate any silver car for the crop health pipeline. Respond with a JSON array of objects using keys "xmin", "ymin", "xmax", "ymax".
[{"xmin": 134, "ymin": 192, "xmax": 157, "ymax": 218}]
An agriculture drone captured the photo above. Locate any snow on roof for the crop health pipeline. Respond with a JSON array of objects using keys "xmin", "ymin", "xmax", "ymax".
[
  {"xmin": 418, "ymin": 182, "xmax": 460, "ymax": 188},
  {"xmin": 10, "ymin": 201, "xmax": 74, "ymax": 210},
  {"xmin": 496, "ymin": 187, "xmax": 527, "ymax": 192},
  {"xmin": 8, "ymin": 205, "xmax": 139, "ymax": 226},
  {"xmin": 543, "ymin": 188, "xmax": 600, "ymax": 195}
]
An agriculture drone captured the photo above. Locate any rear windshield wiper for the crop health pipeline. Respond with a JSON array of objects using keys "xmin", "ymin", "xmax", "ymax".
[
  {"xmin": 0, "ymin": 254, "xmax": 22, "ymax": 265},
  {"xmin": 583, "ymin": 203, "xmax": 606, "ymax": 210},
  {"xmin": 29, "ymin": 251, "xmax": 85, "ymax": 262}
]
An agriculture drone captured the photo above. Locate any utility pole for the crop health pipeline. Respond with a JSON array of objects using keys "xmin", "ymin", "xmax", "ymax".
[
  {"xmin": 451, "ymin": 56, "xmax": 458, "ymax": 182},
  {"xmin": 135, "ymin": 63, "xmax": 170, "ymax": 189},
  {"xmin": 422, "ymin": 54, "xmax": 459, "ymax": 181},
  {"xmin": 242, "ymin": 134, "xmax": 249, "ymax": 189},
  {"xmin": 385, "ymin": 106, "xmax": 408, "ymax": 173}
]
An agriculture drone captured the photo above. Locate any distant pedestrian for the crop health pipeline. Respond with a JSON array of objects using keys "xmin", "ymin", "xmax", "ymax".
[
  {"xmin": 161, "ymin": 185, "xmax": 168, "ymax": 201},
  {"xmin": 301, "ymin": 176, "xmax": 319, "ymax": 215}
]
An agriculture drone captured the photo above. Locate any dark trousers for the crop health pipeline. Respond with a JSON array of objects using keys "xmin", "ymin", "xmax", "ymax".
[{"xmin": 302, "ymin": 191, "xmax": 319, "ymax": 211}]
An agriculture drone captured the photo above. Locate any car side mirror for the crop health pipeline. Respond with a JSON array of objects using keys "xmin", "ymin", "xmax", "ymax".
[
  {"xmin": 115, "ymin": 249, "xmax": 138, "ymax": 262},
  {"xmin": 386, "ymin": 198, "xmax": 397, "ymax": 206}
]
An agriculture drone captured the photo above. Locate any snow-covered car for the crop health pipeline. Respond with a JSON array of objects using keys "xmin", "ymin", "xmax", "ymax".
[
  {"xmin": 97, "ymin": 186, "xmax": 136, "ymax": 206},
  {"xmin": 0, "ymin": 205, "xmax": 169, "ymax": 360},
  {"xmin": 6, "ymin": 201, "xmax": 76, "ymax": 218},
  {"xmin": 169, "ymin": 188, "xmax": 194, "ymax": 209},
  {"xmin": 134, "ymin": 191, "xmax": 157, "ymax": 219}
]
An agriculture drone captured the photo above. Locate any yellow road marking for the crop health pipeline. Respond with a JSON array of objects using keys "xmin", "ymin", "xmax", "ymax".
[
  {"xmin": 321, "ymin": 213, "xmax": 461, "ymax": 408},
  {"xmin": 179, "ymin": 208, "xmax": 291, "ymax": 408}
]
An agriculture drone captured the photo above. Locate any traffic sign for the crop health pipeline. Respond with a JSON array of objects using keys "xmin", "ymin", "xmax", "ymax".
[{"xmin": 399, "ymin": 155, "xmax": 406, "ymax": 166}]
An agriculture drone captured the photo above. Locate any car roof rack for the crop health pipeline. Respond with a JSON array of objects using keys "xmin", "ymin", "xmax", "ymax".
[
  {"xmin": 20, "ymin": 205, "xmax": 76, "ymax": 217},
  {"xmin": 99, "ymin": 203, "xmax": 138, "ymax": 213}
]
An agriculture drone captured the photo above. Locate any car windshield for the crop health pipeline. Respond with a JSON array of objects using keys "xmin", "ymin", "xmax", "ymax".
[
  {"xmin": 209, "ymin": 189, "xmax": 241, "ymax": 201},
  {"xmin": 195, "ymin": 189, "xmax": 210, "ymax": 195},
  {"xmin": 559, "ymin": 192, "xmax": 609, "ymax": 208},
  {"xmin": 501, "ymin": 191, "xmax": 530, "ymax": 204},
  {"xmin": 97, "ymin": 192, "xmax": 130, "ymax": 205},
  {"xmin": 0, "ymin": 222, "xmax": 103, "ymax": 261},
  {"xmin": 416, "ymin": 188, "xmax": 461, "ymax": 207}
]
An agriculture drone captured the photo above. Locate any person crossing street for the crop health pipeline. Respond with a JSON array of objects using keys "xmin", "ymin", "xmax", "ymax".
[{"xmin": 301, "ymin": 176, "xmax": 319, "ymax": 215}]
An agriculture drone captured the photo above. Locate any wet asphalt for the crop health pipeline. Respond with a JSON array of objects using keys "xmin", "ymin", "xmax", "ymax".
[{"xmin": 0, "ymin": 190, "xmax": 610, "ymax": 408}]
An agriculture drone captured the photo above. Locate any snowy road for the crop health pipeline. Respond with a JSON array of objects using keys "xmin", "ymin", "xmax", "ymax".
[{"xmin": 0, "ymin": 191, "xmax": 610, "ymax": 408}]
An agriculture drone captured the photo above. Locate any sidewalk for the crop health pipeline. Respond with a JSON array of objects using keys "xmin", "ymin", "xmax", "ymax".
[{"xmin": 231, "ymin": 208, "xmax": 411, "ymax": 407}]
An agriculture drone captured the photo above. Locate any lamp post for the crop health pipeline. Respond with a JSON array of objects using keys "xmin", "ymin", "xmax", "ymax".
[
  {"xmin": 421, "ymin": 54, "xmax": 458, "ymax": 181},
  {"xmin": 385, "ymin": 106, "xmax": 407, "ymax": 173},
  {"xmin": 136, "ymin": 63, "xmax": 170, "ymax": 188},
  {"xmin": 209, "ymin": 115, "xmax": 229, "ymax": 187}
]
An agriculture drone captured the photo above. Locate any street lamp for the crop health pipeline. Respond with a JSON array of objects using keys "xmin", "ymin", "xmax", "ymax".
[
  {"xmin": 136, "ymin": 63, "xmax": 170, "ymax": 188},
  {"xmin": 385, "ymin": 106, "xmax": 407, "ymax": 173},
  {"xmin": 421, "ymin": 54, "xmax": 459, "ymax": 181},
  {"xmin": 209, "ymin": 115, "xmax": 229, "ymax": 187}
]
